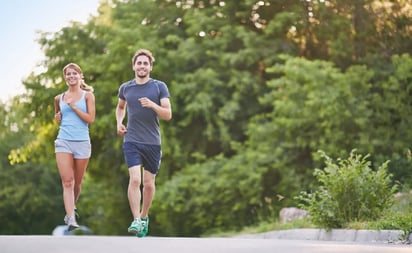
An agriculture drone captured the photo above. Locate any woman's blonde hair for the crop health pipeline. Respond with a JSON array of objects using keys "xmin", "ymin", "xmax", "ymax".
[{"xmin": 63, "ymin": 63, "xmax": 94, "ymax": 92}]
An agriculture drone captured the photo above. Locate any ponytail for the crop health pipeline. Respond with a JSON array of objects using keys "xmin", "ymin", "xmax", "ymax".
[{"xmin": 80, "ymin": 81, "xmax": 94, "ymax": 93}]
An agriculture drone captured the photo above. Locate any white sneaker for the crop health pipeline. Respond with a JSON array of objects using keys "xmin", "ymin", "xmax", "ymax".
[{"xmin": 64, "ymin": 215, "xmax": 79, "ymax": 231}]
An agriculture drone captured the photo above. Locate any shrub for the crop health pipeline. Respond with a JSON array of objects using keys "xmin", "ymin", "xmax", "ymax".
[
  {"xmin": 372, "ymin": 212, "xmax": 412, "ymax": 238},
  {"xmin": 296, "ymin": 150, "xmax": 397, "ymax": 229}
]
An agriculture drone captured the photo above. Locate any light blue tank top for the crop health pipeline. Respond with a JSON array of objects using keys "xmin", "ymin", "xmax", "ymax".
[{"xmin": 56, "ymin": 91, "xmax": 90, "ymax": 141}]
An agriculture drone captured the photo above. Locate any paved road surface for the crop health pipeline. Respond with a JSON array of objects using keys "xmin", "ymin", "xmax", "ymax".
[{"xmin": 0, "ymin": 236, "xmax": 410, "ymax": 253}]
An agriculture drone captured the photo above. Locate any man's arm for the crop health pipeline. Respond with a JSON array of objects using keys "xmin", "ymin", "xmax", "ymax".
[
  {"xmin": 138, "ymin": 97, "xmax": 172, "ymax": 121},
  {"xmin": 116, "ymin": 98, "xmax": 128, "ymax": 136}
]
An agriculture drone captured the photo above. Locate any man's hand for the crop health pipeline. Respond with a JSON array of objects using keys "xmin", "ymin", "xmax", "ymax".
[
  {"xmin": 139, "ymin": 97, "xmax": 155, "ymax": 108},
  {"xmin": 117, "ymin": 124, "xmax": 127, "ymax": 136}
]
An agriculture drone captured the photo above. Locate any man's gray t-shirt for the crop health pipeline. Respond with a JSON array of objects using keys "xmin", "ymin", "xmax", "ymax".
[{"xmin": 118, "ymin": 78, "xmax": 170, "ymax": 145}]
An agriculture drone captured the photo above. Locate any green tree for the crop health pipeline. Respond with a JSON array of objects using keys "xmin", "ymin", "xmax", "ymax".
[{"xmin": 1, "ymin": 97, "xmax": 62, "ymax": 234}]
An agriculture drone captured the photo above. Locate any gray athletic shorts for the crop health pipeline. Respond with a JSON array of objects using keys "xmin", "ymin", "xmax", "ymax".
[{"xmin": 55, "ymin": 139, "xmax": 91, "ymax": 159}]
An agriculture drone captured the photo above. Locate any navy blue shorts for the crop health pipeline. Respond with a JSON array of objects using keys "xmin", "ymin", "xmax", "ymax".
[{"xmin": 122, "ymin": 142, "xmax": 162, "ymax": 174}]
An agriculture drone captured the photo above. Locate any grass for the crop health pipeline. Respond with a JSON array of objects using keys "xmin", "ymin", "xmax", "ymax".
[{"xmin": 205, "ymin": 218, "xmax": 318, "ymax": 238}]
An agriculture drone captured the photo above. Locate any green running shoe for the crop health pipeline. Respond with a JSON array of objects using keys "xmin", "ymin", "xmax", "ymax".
[
  {"xmin": 128, "ymin": 218, "xmax": 142, "ymax": 234},
  {"xmin": 136, "ymin": 217, "xmax": 149, "ymax": 238}
]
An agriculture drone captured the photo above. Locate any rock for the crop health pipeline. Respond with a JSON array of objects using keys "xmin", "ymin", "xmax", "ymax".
[{"xmin": 279, "ymin": 207, "xmax": 309, "ymax": 224}]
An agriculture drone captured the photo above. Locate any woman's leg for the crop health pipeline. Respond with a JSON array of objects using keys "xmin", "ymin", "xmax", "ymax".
[
  {"xmin": 56, "ymin": 152, "xmax": 75, "ymax": 218},
  {"xmin": 73, "ymin": 158, "xmax": 89, "ymax": 204}
]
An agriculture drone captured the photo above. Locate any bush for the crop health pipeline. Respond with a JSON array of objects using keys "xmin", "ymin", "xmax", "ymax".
[
  {"xmin": 296, "ymin": 150, "xmax": 397, "ymax": 229},
  {"xmin": 372, "ymin": 212, "xmax": 412, "ymax": 238}
]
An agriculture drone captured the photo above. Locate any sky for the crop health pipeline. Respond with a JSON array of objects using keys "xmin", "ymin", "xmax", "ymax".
[{"xmin": 0, "ymin": 0, "xmax": 100, "ymax": 102}]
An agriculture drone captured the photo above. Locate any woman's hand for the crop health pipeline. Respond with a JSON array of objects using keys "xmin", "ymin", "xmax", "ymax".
[{"xmin": 55, "ymin": 111, "xmax": 62, "ymax": 123}]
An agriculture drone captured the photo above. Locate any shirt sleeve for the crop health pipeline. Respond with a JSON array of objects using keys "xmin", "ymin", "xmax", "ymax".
[
  {"xmin": 158, "ymin": 81, "xmax": 170, "ymax": 99},
  {"xmin": 118, "ymin": 84, "xmax": 125, "ymax": 100}
]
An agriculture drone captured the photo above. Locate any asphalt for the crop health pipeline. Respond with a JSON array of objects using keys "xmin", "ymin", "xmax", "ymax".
[
  {"xmin": 235, "ymin": 229, "xmax": 412, "ymax": 244},
  {"xmin": 2, "ymin": 236, "xmax": 411, "ymax": 253}
]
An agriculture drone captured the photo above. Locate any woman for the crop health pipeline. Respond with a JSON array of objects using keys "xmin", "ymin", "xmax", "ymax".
[{"xmin": 54, "ymin": 63, "xmax": 95, "ymax": 231}]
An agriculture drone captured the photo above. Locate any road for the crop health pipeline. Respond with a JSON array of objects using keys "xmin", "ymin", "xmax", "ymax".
[{"xmin": 0, "ymin": 236, "xmax": 410, "ymax": 253}]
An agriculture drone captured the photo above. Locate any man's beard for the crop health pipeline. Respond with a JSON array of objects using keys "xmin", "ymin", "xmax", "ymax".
[
  {"xmin": 137, "ymin": 73, "xmax": 148, "ymax": 78},
  {"xmin": 137, "ymin": 70, "xmax": 148, "ymax": 78}
]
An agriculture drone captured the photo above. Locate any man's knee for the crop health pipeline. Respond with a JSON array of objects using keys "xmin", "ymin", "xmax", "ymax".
[
  {"xmin": 129, "ymin": 176, "xmax": 141, "ymax": 187},
  {"xmin": 143, "ymin": 180, "xmax": 155, "ymax": 193}
]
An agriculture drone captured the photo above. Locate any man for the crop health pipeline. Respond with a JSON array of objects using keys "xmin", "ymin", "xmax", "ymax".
[{"xmin": 116, "ymin": 49, "xmax": 172, "ymax": 237}]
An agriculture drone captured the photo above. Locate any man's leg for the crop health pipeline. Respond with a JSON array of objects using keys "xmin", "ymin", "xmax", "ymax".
[
  {"xmin": 128, "ymin": 165, "xmax": 142, "ymax": 219},
  {"xmin": 141, "ymin": 170, "xmax": 156, "ymax": 218},
  {"xmin": 127, "ymin": 165, "xmax": 143, "ymax": 234},
  {"xmin": 136, "ymin": 170, "xmax": 155, "ymax": 237}
]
